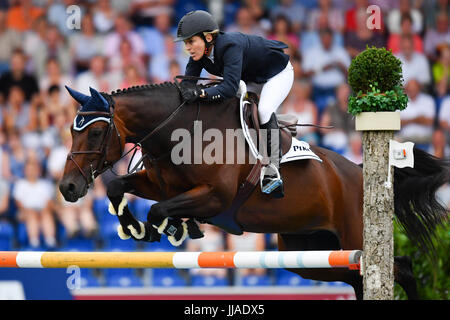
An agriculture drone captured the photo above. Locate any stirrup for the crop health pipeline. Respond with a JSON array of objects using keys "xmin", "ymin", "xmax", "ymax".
[
  {"xmin": 262, "ymin": 176, "xmax": 283, "ymax": 194},
  {"xmin": 260, "ymin": 163, "xmax": 283, "ymax": 194}
]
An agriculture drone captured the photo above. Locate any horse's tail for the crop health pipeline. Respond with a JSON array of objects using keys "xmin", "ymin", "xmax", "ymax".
[{"xmin": 393, "ymin": 147, "xmax": 449, "ymax": 258}]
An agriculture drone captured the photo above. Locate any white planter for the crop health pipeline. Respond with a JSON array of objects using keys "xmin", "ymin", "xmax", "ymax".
[{"xmin": 355, "ymin": 111, "xmax": 401, "ymax": 131}]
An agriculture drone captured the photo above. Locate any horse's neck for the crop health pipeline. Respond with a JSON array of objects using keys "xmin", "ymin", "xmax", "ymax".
[{"xmin": 113, "ymin": 88, "xmax": 181, "ymax": 142}]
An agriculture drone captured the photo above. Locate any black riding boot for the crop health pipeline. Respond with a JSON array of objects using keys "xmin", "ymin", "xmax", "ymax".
[{"xmin": 260, "ymin": 113, "xmax": 284, "ymax": 198}]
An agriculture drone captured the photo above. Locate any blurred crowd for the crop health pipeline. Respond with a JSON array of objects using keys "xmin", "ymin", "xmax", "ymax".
[{"xmin": 0, "ymin": 0, "xmax": 449, "ymax": 287}]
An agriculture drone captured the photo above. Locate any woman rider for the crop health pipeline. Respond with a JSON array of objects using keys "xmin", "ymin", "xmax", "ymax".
[{"xmin": 175, "ymin": 10, "xmax": 294, "ymax": 198}]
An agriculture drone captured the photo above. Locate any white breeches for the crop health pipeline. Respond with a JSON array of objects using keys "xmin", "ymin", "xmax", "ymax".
[{"xmin": 247, "ymin": 61, "xmax": 294, "ymax": 124}]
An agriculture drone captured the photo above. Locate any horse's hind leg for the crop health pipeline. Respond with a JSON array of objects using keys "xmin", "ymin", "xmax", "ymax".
[
  {"xmin": 106, "ymin": 171, "xmax": 162, "ymax": 242},
  {"xmin": 394, "ymin": 255, "xmax": 419, "ymax": 300}
]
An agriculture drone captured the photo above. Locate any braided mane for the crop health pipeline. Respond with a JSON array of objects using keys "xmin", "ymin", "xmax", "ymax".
[{"xmin": 110, "ymin": 81, "xmax": 177, "ymax": 96}]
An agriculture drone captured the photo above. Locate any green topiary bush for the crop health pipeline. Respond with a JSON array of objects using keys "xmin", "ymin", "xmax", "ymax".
[{"xmin": 347, "ymin": 46, "xmax": 408, "ymax": 116}]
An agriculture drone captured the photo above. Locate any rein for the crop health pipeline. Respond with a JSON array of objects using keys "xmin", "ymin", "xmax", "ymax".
[{"xmin": 67, "ymin": 76, "xmax": 217, "ymax": 187}]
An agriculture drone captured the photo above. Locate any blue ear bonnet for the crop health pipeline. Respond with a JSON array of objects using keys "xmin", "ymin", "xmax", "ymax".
[{"xmin": 65, "ymin": 86, "xmax": 110, "ymax": 131}]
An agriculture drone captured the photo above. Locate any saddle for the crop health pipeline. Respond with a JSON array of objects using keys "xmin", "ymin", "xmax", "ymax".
[{"xmin": 243, "ymin": 92, "xmax": 297, "ymax": 158}]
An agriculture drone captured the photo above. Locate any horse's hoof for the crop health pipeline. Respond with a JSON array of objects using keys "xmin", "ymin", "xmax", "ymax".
[
  {"xmin": 145, "ymin": 223, "xmax": 161, "ymax": 242},
  {"xmin": 186, "ymin": 219, "xmax": 204, "ymax": 239},
  {"xmin": 117, "ymin": 225, "xmax": 131, "ymax": 240}
]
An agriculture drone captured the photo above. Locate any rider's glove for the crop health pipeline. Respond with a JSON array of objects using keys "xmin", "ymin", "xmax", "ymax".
[{"xmin": 180, "ymin": 86, "xmax": 205, "ymax": 103}]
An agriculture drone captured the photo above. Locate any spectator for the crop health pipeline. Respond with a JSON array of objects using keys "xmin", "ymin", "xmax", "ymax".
[
  {"xmin": 3, "ymin": 130, "xmax": 26, "ymax": 182},
  {"xmin": 428, "ymin": 127, "xmax": 450, "ymax": 158},
  {"xmin": 39, "ymin": 58, "xmax": 73, "ymax": 107},
  {"xmin": 149, "ymin": 34, "xmax": 188, "ymax": 83},
  {"xmin": 345, "ymin": 7, "xmax": 386, "ymax": 58},
  {"xmin": 128, "ymin": 0, "xmax": 174, "ymax": 27},
  {"xmin": 398, "ymin": 79, "xmax": 436, "ymax": 146},
  {"xmin": 302, "ymin": 28, "xmax": 351, "ymax": 111},
  {"xmin": 0, "ymin": 10, "xmax": 22, "ymax": 74},
  {"xmin": 280, "ymin": 79, "xmax": 319, "ymax": 145},
  {"xmin": 22, "ymin": 15, "xmax": 47, "ymax": 69},
  {"xmin": 225, "ymin": 6, "xmax": 266, "ymax": 37},
  {"xmin": 270, "ymin": 0, "xmax": 306, "ymax": 33},
  {"xmin": 48, "ymin": 129, "xmax": 98, "ymax": 239},
  {"xmin": 387, "ymin": 0, "xmax": 423, "ymax": 35},
  {"xmin": 46, "ymin": 0, "xmax": 79, "ymax": 37},
  {"xmin": 267, "ymin": 14, "xmax": 300, "ymax": 55},
  {"xmin": 343, "ymin": 132, "xmax": 363, "ymax": 164},
  {"xmin": 92, "ymin": 0, "xmax": 117, "ymax": 34},
  {"xmin": 0, "ymin": 49, "xmax": 39, "ymax": 103},
  {"xmin": 69, "ymin": 13, "xmax": 105, "ymax": 74},
  {"xmin": 243, "ymin": 0, "xmax": 271, "ymax": 31},
  {"xmin": 424, "ymin": 12, "xmax": 450, "ymax": 62},
  {"xmin": 103, "ymin": 14, "xmax": 146, "ymax": 61},
  {"xmin": 387, "ymin": 13, "xmax": 423, "ymax": 54},
  {"xmin": 108, "ymin": 37, "xmax": 146, "ymax": 78},
  {"xmin": 300, "ymin": 13, "xmax": 344, "ymax": 55},
  {"xmin": 12, "ymin": 156, "xmax": 56, "ymax": 248},
  {"xmin": 0, "ymin": 177, "xmax": 8, "ymax": 220},
  {"xmin": 33, "ymin": 24, "xmax": 71, "ymax": 80},
  {"xmin": 319, "ymin": 83, "xmax": 355, "ymax": 154},
  {"xmin": 227, "ymin": 232, "xmax": 266, "ymax": 277},
  {"xmin": 422, "ymin": 0, "xmax": 450, "ymax": 30},
  {"xmin": 2, "ymin": 86, "xmax": 38, "ymax": 134},
  {"xmin": 396, "ymin": 34, "xmax": 431, "ymax": 87},
  {"xmin": 74, "ymin": 55, "xmax": 120, "ymax": 95},
  {"xmin": 438, "ymin": 95, "xmax": 450, "ymax": 142},
  {"xmin": 120, "ymin": 65, "xmax": 147, "ymax": 89},
  {"xmin": 186, "ymin": 224, "xmax": 227, "ymax": 278},
  {"xmin": 432, "ymin": 44, "xmax": 450, "ymax": 98},
  {"xmin": 139, "ymin": 11, "xmax": 174, "ymax": 58},
  {"xmin": 168, "ymin": 59, "xmax": 182, "ymax": 81},
  {"xmin": 39, "ymin": 92, "xmax": 71, "ymax": 156},
  {"xmin": 0, "ymin": 130, "xmax": 11, "ymax": 180},
  {"xmin": 6, "ymin": 0, "xmax": 44, "ymax": 32},
  {"xmin": 344, "ymin": 0, "xmax": 369, "ymax": 33},
  {"xmin": 307, "ymin": 0, "xmax": 345, "ymax": 34}
]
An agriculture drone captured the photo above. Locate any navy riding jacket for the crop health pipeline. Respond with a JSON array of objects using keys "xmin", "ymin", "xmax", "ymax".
[{"xmin": 183, "ymin": 31, "xmax": 290, "ymax": 101}]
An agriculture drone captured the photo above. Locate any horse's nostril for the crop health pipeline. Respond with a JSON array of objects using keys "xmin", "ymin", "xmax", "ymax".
[{"xmin": 68, "ymin": 183, "xmax": 76, "ymax": 193}]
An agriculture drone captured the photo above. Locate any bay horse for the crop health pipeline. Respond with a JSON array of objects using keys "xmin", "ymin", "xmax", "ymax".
[{"xmin": 59, "ymin": 83, "xmax": 448, "ymax": 299}]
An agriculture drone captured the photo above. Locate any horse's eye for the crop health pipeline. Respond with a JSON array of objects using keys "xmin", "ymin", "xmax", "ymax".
[{"xmin": 89, "ymin": 130, "xmax": 102, "ymax": 139}]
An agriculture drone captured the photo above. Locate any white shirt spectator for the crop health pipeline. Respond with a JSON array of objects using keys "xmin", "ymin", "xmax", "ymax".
[
  {"xmin": 399, "ymin": 93, "xmax": 436, "ymax": 142},
  {"xmin": 439, "ymin": 96, "xmax": 450, "ymax": 126},
  {"xmin": 13, "ymin": 178, "xmax": 53, "ymax": 211},
  {"xmin": 302, "ymin": 45, "xmax": 351, "ymax": 88},
  {"xmin": 387, "ymin": 9, "xmax": 423, "ymax": 34},
  {"xmin": 103, "ymin": 31, "xmax": 145, "ymax": 59},
  {"xmin": 396, "ymin": 52, "xmax": 431, "ymax": 86}
]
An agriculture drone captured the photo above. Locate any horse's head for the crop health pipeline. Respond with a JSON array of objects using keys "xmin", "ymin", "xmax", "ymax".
[{"xmin": 59, "ymin": 86, "xmax": 123, "ymax": 202}]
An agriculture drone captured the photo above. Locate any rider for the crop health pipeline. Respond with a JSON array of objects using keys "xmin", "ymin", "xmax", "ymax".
[{"xmin": 175, "ymin": 10, "xmax": 294, "ymax": 198}]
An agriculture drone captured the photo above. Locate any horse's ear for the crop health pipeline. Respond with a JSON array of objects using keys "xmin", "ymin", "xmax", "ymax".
[
  {"xmin": 65, "ymin": 85, "xmax": 90, "ymax": 105},
  {"xmin": 89, "ymin": 87, "xmax": 109, "ymax": 111}
]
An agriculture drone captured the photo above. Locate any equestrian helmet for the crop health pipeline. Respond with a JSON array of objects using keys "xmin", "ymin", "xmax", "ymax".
[{"xmin": 174, "ymin": 10, "xmax": 219, "ymax": 42}]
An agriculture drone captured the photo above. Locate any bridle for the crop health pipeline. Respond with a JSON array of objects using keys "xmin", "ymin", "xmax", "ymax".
[
  {"xmin": 67, "ymin": 76, "xmax": 222, "ymax": 188},
  {"xmin": 67, "ymin": 94, "xmax": 122, "ymax": 188}
]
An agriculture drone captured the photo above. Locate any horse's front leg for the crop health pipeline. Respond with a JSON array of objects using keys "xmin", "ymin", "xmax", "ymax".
[
  {"xmin": 148, "ymin": 184, "xmax": 224, "ymax": 246},
  {"xmin": 106, "ymin": 170, "xmax": 162, "ymax": 242}
]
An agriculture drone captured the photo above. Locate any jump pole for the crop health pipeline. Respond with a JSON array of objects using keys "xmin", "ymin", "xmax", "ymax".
[{"xmin": 0, "ymin": 250, "xmax": 361, "ymax": 269}]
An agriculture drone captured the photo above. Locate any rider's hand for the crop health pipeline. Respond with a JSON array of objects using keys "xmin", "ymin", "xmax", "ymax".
[{"xmin": 181, "ymin": 86, "xmax": 204, "ymax": 103}]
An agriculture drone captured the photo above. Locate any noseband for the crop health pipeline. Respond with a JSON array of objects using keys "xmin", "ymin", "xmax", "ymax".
[{"xmin": 67, "ymin": 95, "xmax": 122, "ymax": 188}]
